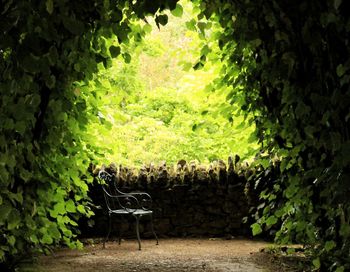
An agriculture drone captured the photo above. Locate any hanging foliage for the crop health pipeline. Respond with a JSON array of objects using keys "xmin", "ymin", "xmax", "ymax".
[
  {"xmin": 0, "ymin": 0, "xmax": 179, "ymax": 269},
  {"xmin": 196, "ymin": 0, "xmax": 350, "ymax": 270}
]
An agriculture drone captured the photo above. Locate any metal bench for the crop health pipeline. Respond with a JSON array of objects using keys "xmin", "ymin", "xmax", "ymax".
[{"xmin": 98, "ymin": 170, "xmax": 158, "ymax": 250}]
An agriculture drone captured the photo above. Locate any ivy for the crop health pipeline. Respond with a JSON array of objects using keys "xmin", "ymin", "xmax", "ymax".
[
  {"xmin": 198, "ymin": 0, "xmax": 350, "ymax": 270},
  {"xmin": 0, "ymin": 0, "xmax": 180, "ymax": 269}
]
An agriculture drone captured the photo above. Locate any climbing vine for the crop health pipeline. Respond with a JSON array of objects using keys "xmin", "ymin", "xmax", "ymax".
[
  {"xmin": 197, "ymin": 0, "xmax": 350, "ymax": 270},
  {"xmin": 0, "ymin": 0, "xmax": 179, "ymax": 268}
]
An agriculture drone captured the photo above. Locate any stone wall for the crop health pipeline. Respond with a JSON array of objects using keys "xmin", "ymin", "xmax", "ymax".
[{"xmin": 81, "ymin": 158, "xmax": 253, "ymax": 238}]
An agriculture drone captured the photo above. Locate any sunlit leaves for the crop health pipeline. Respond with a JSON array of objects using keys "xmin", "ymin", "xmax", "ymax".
[
  {"xmin": 0, "ymin": 0, "xmax": 147, "ymax": 266},
  {"xmin": 171, "ymin": 4, "xmax": 184, "ymax": 17},
  {"xmin": 251, "ymin": 223, "xmax": 262, "ymax": 236}
]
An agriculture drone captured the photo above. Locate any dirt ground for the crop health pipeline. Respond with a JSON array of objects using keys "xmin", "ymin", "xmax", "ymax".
[{"xmin": 31, "ymin": 238, "xmax": 305, "ymax": 272}]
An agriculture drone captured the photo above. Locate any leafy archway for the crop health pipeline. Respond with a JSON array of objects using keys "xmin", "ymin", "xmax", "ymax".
[{"xmin": 1, "ymin": 0, "xmax": 349, "ymax": 270}]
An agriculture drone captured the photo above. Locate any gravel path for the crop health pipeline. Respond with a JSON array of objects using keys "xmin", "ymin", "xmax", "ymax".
[{"xmin": 34, "ymin": 238, "xmax": 297, "ymax": 272}]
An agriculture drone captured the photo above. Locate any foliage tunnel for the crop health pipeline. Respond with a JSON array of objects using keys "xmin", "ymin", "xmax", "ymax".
[{"xmin": 0, "ymin": 0, "xmax": 349, "ymax": 270}]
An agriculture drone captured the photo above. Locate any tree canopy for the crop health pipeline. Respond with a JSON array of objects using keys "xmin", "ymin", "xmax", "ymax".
[
  {"xmin": 86, "ymin": 3, "xmax": 258, "ymax": 166},
  {"xmin": 1, "ymin": 0, "xmax": 349, "ymax": 270}
]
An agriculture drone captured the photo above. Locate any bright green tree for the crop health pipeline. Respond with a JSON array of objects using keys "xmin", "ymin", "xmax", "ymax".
[{"xmin": 86, "ymin": 3, "xmax": 258, "ymax": 167}]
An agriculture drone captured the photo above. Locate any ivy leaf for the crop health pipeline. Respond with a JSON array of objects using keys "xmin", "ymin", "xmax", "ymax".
[
  {"xmin": 53, "ymin": 202, "xmax": 66, "ymax": 215},
  {"xmin": 336, "ymin": 64, "xmax": 345, "ymax": 77},
  {"xmin": 155, "ymin": 15, "xmax": 168, "ymax": 27},
  {"xmin": 66, "ymin": 199, "xmax": 76, "ymax": 213},
  {"xmin": 122, "ymin": 53, "xmax": 131, "ymax": 64},
  {"xmin": 266, "ymin": 215, "xmax": 278, "ymax": 227},
  {"xmin": 197, "ymin": 22, "xmax": 207, "ymax": 34},
  {"xmin": 143, "ymin": 24, "xmax": 152, "ymax": 34},
  {"xmin": 193, "ymin": 61, "xmax": 204, "ymax": 70},
  {"xmin": 8, "ymin": 209, "xmax": 21, "ymax": 230},
  {"xmin": 185, "ymin": 19, "xmax": 197, "ymax": 31},
  {"xmin": 324, "ymin": 240, "xmax": 336, "ymax": 252},
  {"xmin": 30, "ymin": 234, "xmax": 39, "ymax": 244},
  {"xmin": 260, "ymin": 159, "xmax": 270, "ymax": 169},
  {"xmin": 0, "ymin": 203, "xmax": 12, "ymax": 225},
  {"xmin": 41, "ymin": 234, "xmax": 53, "ymax": 244},
  {"xmin": 46, "ymin": 0, "xmax": 54, "ymax": 14},
  {"xmin": 113, "ymin": 22, "xmax": 130, "ymax": 43},
  {"xmin": 109, "ymin": 45, "xmax": 121, "ymax": 58},
  {"xmin": 77, "ymin": 205, "xmax": 85, "ymax": 213},
  {"xmin": 171, "ymin": 4, "xmax": 183, "ymax": 17},
  {"xmin": 334, "ymin": 0, "xmax": 342, "ymax": 9},
  {"xmin": 48, "ymin": 224, "xmax": 61, "ymax": 239},
  {"xmin": 7, "ymin": 236, "xmax": 16, "ymax": 246},
  {"xmin": 251, "ymin": 223, "xmax": 262, "ymax": 236},
  {"xmin": 45, "ymin": 74, "xmax": 56, "ymax": 89},
  {"xmin": 312, "ymin": 258, "xmax": 321, "ymax": 269}
]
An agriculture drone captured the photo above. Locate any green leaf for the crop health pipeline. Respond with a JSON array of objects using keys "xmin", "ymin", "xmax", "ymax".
[
  {"xmin": 171, "ymin": 4, "xmax": 183, "ymax": 17},
  {"xmin": 156, "ymin": 15, "xmax": 168, "ymax": 26},
  {"xmin": 76, "ymin": 240, "xmax": 84, "ymax": 250},
  {"xmin": 30, "ymin": 234, "xmax": 39, "ymax": 244},
  {"xmin": 112, "ymin": 22, "xmax": 130, "ymax": 42},
  {"xmin": 65, "ymin": 199, "xmax": 76, "ymax": 213},
  {"xmin": 197, "ymin": 22, "xmax": 207, "ymax": 34},
  {"xmin": 251, "ymin": 223, "xmax": 262, "ymax": 236},
  {"xmin": 109, "ymin": 45, "xmax": 121, "ymax": 58},
  {"xmin": 143, "ymin": 24, "xmax": 152, "ymax": 33},
  {"xmin": 185, "ymin": 19, "xmax": 196, "ymax": 31},
  {"xmin": 48, "ymin": 224, "xmax": 61, "ymax": 239},
  {"xmin": 266, "ymin": 215, "xmax": 278, "ymax": 227},
  {"xmin": 340, "ymin": 222, "xmax": 350, "ymax": 237},
  {"xmin": 286, "ymin": 248, "xmax": 295, "ymax": 254},
  {"xmin": 0, "ymin": 249, "xmax": 5, "ymax": 261},
  {"xmin": 8, "ymin": 209, "xmax": 21, "ymax": 230},
  {"xmin": 193, "ymin": 61, "xmax": 204, "ymax": 70},
  {"xmin": 15, "ymin": 121, "xmax": 26, "ymax": 135},
  {"xmin": 312, "ymin": 258, "xmax": 321, "ymax": 269},
  {"xmin": 46, "ymin": 0, "xmax": 54, "ymax": 14},
  {"xmin": 41, "ymin": 234, "xmax": 53, "ymax": 244},
  {"xmin": 45, "ymin": 74, "xmax": 56, "ymax": 89},
  {"xmin": 336, "ymin": 64, "xmax": 345, "ymax": 77},
  {"xmin": 77, "ymin": 205, "xmax": 85, "ymax": 213},
  {"xmin": 334, "ymin": 0, "xmax": 342, "ymax": 9},
  {"xmin": 7, "ymin": 236, "xmax": 16, "ymax": 246},
  {"xmin": 123, "ymin": 53, "xmax": 131, "ymax": 63},
  {"xmin": 53, "ymin": 202, "xmax": 66, "ymax": 215},
  {"xmin": 324, "ymin": 240, "xmax": 336, "ymax": 252},
  {"xmin": 260, "ymin": 159, "xmax": 270, "ymax": 169},
  {"xmin": 0, "ymin": 202, "xmax": 12, "ymax": 224},
  {"xmin": 335, "ymin": 266, "xmax": 345, "ymax": 272}
]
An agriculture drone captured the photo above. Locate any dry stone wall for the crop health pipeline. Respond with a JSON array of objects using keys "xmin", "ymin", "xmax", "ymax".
[{"xmin": 83, "ymin": 157, "xmax": 254, "ymax": 238}]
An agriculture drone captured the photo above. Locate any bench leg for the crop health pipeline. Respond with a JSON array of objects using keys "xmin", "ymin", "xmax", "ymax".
[
  {"xmin": 118, "ymin": 216, "xmax": 124, "ymax": 245},
  {"xmin": 103, "ymin": 213, "xmax": 112, "ymax": 249},
  {"xmin": 134, "ymin": 215, "xmax": 141, "ymax": 250},
  {"xmin": 150, "ymin": 214, "xmax": 159, "ymax": 245}
]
